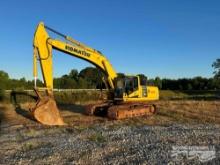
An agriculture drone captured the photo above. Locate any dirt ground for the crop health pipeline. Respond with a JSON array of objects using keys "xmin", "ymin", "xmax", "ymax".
[{"xmin": 0, "ymin": 100, "xmax": 220, "ymax": 164}]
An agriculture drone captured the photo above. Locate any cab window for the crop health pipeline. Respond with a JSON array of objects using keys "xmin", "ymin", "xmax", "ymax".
[
  {"xmin": 140, "ymin": 76, "xmax": 147, "ymax": 86},
  {"xmin": 125, "ymin": 77, "xmax": 138, "ymax": 94},
  {"xmin": 133, "ymin": 77, "xmax": 138, "ymax": 90}
]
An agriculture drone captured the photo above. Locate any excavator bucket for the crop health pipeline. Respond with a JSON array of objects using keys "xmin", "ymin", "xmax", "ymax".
[{"xmin": 30, "ymin": 89, "xmax": 65, "ymax": 125}]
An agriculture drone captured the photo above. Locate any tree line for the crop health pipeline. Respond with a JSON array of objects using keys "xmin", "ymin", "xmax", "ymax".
[
  {"xmin": 0, "ymin": 59, "xmax": 219, "ymax": 91},
  {"xmin": 150, "ymin": 77, "xmax": 220, "ymax": 90},
  {"xmin": 0, "ymin": 67, "xmax": 105, "ymax": 90}
]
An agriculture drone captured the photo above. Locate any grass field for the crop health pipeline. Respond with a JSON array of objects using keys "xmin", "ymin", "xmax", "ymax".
[
  {"xmin": 160, "ymin": 90, "xmax": 220, "ymax": 100},
  {"xmin": 0, "ymin": 89, "xmax": 219, "ymax": 126},
  {"xmin": 2, "ymin": 89, "xmax": 220, "ymax": 104},
  {"xmin": 1, "ymin": 100, "xmax": 220, "ymax": 128}
]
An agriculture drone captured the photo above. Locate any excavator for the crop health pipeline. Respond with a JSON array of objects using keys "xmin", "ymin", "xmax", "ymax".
[{"xmin": 31, "ymin": 22, "xmax": 159, "ymax": 125}]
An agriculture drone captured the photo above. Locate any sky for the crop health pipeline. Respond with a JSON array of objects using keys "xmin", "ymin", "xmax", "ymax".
[{"xmin": 0, "ymin": 0, "xmax": 219, "ymax": 80}]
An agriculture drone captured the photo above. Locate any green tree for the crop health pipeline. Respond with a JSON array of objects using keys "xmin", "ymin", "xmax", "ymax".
[
  {"xmin": 0, "ymin": 70, "xmax": 9, "ymax": 89},
  {"xmin": 69, "ymin": 69, "xmax": 79, "ymax": 81},
  {"xmin": 0, "ymin": 70, "xmax": 9, "ymax": 80},
  {"xmin": 78, "ymin": 77, "xmax": 89, "ymax": 88},
  {"xmin": 79, "ymin": 67, "xmax": 104, "ymax": 88},
  {"xmin": 154, "ymin": 77, "xmax": 162, "ymax": 89},
  {"xmin": 211, "ymin": 78, "xmax": 220, "ymax": 89},
  {"xmin": 187, "ymin": 83, "xmax": 193, "ymax": 90},
  {"xmin": 212, "ymin": 59, "xmax": 220, "ymax": 78},
  {"xmin": 0, "ymin": 70, "xmax": 9, "ymax": 100}
]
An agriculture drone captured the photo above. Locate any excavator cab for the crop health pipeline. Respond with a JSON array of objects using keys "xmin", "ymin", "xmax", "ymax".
[
  {"xmin": 114, "ymin": 76, "xmax": 138, "ymax": 100},
  {"xmin": 114, "ymin": 75, "xmax": 150, "ymax": 100}
]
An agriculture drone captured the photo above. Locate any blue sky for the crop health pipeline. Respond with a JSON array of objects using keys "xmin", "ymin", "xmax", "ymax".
[{"xmin": 0, "ymin": 0, "xmax": 219, "ymax": 80}]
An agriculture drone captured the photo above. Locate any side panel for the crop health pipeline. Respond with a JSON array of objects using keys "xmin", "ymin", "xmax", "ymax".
[{"xmin": 123, "ymin": 86, "xmax": 159, "ymax": 102}]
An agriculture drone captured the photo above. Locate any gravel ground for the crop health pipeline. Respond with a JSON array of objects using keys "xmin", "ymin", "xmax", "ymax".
[
  {"xmin": 1, "ymin": 123, "xmax": 220, "ymax": 164},
  {"xmin": 1, "ymin": 102, "xmax": 220, "ymax": 164}
]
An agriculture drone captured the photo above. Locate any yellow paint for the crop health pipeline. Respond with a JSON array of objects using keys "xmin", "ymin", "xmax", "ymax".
[{"xmin": 33, "ymin": 22, "xmax": 159, "ymax": 102}]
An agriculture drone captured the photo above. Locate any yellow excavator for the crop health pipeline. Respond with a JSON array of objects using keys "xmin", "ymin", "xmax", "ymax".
[{"xmin": 31, "ymin": 22, "xmax": 159, "ymax": 125}]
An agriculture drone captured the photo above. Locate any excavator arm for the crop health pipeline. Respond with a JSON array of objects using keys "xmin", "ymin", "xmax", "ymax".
[
  {"xmin": 33, "ymin": 22, "xmax": 117, "ymax": 92},
  {"xmin": 31, "ymin": 22, "xmax": 159, "ymax": 126}
]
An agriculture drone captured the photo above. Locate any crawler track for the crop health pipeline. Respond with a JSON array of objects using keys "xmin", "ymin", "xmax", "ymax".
[{"xmin": 85, "ymin": 102, "xmax": 156, "ymax": 119}]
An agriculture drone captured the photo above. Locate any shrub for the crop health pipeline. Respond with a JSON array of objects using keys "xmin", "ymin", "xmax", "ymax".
[{"xmin": 0, "ymin": 89, "xmax": 5, "ymax": 101}]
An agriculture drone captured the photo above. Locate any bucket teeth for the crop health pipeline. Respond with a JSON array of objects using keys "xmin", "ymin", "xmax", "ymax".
[{"xmin": 30, "ymin": 89, "xmax": 65, "ymax": 125}]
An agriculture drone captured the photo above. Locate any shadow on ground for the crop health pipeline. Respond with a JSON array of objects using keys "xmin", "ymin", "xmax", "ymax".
[
  {"xmin": 14, "ymin": 105, "xmax": 35, "ymax": 121},
  {"xmin": 10, "ymin": 91, "xmax": 37, "ymax": 122},
  {"xmin": 0, "ymin": 105, "xmax": 6, "ymax": 125},
  {"xmin": 57, "ymin": 103, "xmax": 86, "ymax": 115}
]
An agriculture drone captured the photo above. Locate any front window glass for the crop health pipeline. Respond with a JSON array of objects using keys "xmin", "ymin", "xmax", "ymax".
[
  {"xmin": 124, "ymin": 77, "xmax": 138, "ymax": 94},
  {"xmin": 133, "ymin": 77, "xmax": 138, "ymax": 89},
  {"xmin": 140, "ymin": 76, "xmax": 147, "ymax": 86}
]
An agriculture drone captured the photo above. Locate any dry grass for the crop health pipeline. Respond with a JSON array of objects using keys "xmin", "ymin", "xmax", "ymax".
[
  {"xmin": 154, "ymin": 100, "xmax": 220, "ymax": 125},
  {"xmin": 4, "ymin": 90, "xmax": 106, "ymax": 104},
  {"xmin": 160, "ymin": 90, "xmax": 187, "ymax": 99},
  {"xmin": 21, "ymin": 140, "xmax": 53, "ymax": 152},
  {"xmin": 0, "ymin": 100, "xmax": 220, "ymax": 129},
  {"xmin": 109, "ymin": 100, "xmax": 220, "ymax": 126},
  {"xmin": 87, "ymin": 132, "xmax": 106, "ymax": 143},
  {"xmin": 160, "ymin": 90, "xmax": 219, "ymax": 100}
]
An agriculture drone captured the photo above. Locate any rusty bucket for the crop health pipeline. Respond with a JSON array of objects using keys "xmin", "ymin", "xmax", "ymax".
[{"xmin": 30, "ymin": 89, "xmax": 65, "ymax": 125}]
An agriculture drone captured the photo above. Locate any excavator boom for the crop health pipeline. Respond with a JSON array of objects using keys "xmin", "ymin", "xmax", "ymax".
[
  {"xmin": 31, "ymin": 22, "xmax": 159, "ymax": 125},
  {"xmin": 33, "ymin": 22, "xmax": 117, "ymax": 91}
]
